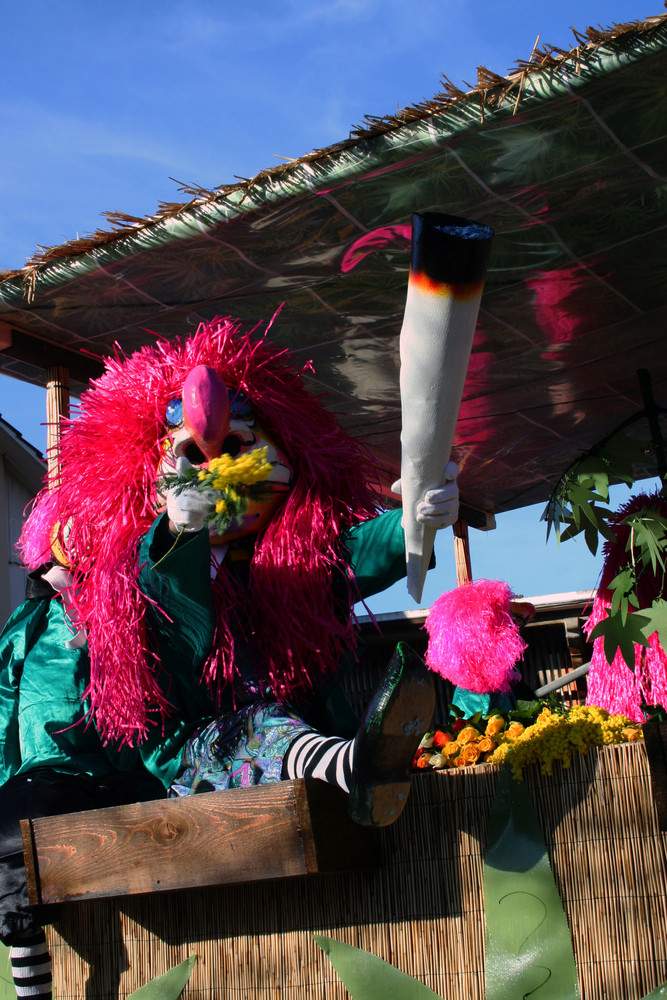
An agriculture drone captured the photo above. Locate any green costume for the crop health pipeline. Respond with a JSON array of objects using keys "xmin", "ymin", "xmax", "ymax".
[{"xmin": 0, "ymin": 508, "xmax": 407, "ymax": 790}]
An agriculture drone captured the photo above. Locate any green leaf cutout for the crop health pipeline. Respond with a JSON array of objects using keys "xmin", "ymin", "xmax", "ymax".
[
  {"xmin": 126, "ymin": 955, "xmax": 197, "ymax": 1000},
  {"xmin": 314, "ymin": 935, "xmax": 442, "ymax": 1000},
  {"xmin": 0, "ymin": 943, "xmax": 15, "ymax": 1000},
  {"xmin": 484, "ymin": 766, "xmax": 579, "ymax": 1000},
  {"xmin": 641, "ymin": 599, "xmax": 667, "ymax": 652}
]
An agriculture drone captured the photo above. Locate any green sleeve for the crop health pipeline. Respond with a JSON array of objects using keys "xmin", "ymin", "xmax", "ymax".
[
  {"xmin": 343, "ymin": 508, "xmax": 408, "ymax": 599},
  {"xmin": 451, "ymin": 688, "xmax": 515, "ymax": 719},
  {"xmin": 0, "ymin": 600, "xmax": 47, "ymax": 784}
]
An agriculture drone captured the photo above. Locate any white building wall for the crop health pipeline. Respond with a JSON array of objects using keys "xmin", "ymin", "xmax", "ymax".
[
  {"xmin": 7, "ymin": 471, "xmax": 35, "ymax": 614},
  {"xmin": 0, "ymin": 419, "xmax": 45, "ymax": 624}
]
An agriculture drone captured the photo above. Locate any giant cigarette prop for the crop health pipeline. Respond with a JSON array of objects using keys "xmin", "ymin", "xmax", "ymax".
[{"xmin": 400, "ymin": 211, "xmax": 494, "ymax": 602}]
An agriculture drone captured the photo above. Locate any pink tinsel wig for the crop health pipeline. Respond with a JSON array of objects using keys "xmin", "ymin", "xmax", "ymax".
[
  {"xmin": 424, "ymin": 579, "xmax": 526, "ymax": 693},
  {"xmin": 584, "ymin": 491, "xmax": 667, "ymax": 721},
  {"xmin": 19, "ymin": 316, "xmax": 381, "ymax": 745}
]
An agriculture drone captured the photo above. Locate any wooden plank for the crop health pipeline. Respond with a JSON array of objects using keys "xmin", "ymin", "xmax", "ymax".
[
  {"xmin": 22, "ymin": 779, "xmax": 379, "ymax": 906},
  {"xmin": 296, "ymin": 779, "xmax": 379, "ymax": 873},
  {"xmin": 20, "ymin": 818, "xmax": 42, "ymax": 910}
]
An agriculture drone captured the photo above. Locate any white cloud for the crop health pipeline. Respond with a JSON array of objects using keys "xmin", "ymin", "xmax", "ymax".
[
  {"xmin": 153, "ymin": 0, "xmax": 444, "ymax": 58},
  {"xmin": 0, "ymin": 102, "xmax": 209, "ymax": 180}
]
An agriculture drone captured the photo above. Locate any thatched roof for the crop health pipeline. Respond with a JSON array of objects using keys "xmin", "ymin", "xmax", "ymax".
[{"xmin": 1, "ymin": 11, "xmax": 666, "ymax": 516}]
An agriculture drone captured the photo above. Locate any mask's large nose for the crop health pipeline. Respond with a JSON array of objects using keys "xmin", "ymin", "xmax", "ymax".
[{"xmin": 182, "ymin": 365, "xmax": 230, "ymax": 462}]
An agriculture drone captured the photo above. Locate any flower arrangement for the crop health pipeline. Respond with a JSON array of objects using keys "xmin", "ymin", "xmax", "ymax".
[
  {"xmin": 159, "ymin": 446, "xmax": 273, "ymax": 534},
  {"xmin": 414, "ymin": 702, "xmax": 643, "ymax": 780}
]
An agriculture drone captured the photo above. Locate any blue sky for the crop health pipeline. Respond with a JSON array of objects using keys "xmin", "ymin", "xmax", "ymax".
[{"xmin": 0, "ymin": 0, "xmax": 658, "ymax": 611}]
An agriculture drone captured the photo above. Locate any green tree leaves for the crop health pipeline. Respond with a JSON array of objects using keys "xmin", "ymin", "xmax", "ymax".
[
  {"xmin": 545, "ymin": 468, "xmax": 614, "ymax": 555},
  {"xmin": 545, "ymin": 445, "xmax": 667, "ymax": 668}
]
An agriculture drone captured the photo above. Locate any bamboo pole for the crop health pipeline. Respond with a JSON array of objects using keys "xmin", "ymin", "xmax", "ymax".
[
  {"xmin": 46, "ymin": 366, "xmax": 69, "ymax": 490},
  {"xmin": 453, "ymin": 518, "xmax": 472, "ymax": 586}
]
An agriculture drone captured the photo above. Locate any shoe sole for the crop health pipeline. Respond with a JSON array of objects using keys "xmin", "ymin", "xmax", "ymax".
[{"xmin": 348, "ymin": 643, "xmax": 435, "ymax": 827}]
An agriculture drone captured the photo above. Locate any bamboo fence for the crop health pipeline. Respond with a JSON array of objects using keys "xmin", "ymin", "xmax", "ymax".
[{"xmin": 48, "ymin": 741, "xmax": 667, "ymax": 999}]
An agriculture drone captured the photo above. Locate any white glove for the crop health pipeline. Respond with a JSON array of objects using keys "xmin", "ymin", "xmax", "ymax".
[
  {"xmin": 392, "ymin": 461, "xmax": 460, "ymax": 529},
  {"xmin": 166, "ymin": 487, "xmax": 216, "ymax": 534}
]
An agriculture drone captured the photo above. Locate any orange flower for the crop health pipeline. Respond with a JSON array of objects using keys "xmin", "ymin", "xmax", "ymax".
[
  {"xmin": 432, "ymin": 730, "xmax": 453, "ymax": 749},
  {"xmin": 505, "ymin": 722, "xmax": 525, "ymax": 740},
  {"xmin": 459, "ymin": 744, "xmax": 481, "ymax": 766},
  {"xmin": 622, "ymin": 726, "xmax": 643, "ymax": 743},
  {"xmin": 444, "ymin": 742, "xmax": 461, "ymax": 757},
  {"xmin": 415, "ymin": 752, "xmax": 433, "ymax": 769},
  {"xmin": 485, "ymin": 715, "xmax": 505, "ymax": 737},
  {"xmin": 457, "ymin": 725, "xmax": 479, "ymax": 745},
  {"xmin": 477, "ymin": 736, "xmax": 495, "ymax": 754}
]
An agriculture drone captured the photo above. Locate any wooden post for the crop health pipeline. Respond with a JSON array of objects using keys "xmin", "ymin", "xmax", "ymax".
[
  {"xmin": 453, "ymin": 518, "xmax": 472, "ymax": 586},
  {"xmin": 46, "ymin": 366, "xmax": 70, "ymax": 489}
]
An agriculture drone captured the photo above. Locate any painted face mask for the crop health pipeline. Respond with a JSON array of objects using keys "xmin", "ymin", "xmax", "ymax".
[{"xmin": 157, "ymin": 365, "xmax": 293, "ymax": 543}]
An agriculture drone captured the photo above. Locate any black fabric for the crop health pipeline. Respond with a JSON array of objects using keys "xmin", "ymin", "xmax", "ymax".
[
  {"xmin": 0, "ymin": 769, "xmax": 166, "ymax": 944},
  {"xmin": 24, "ymin": 568, "xmax": 56, "ymax": 602},
  {"xmin": 512, "ymin": 675, "xmax": 536, "ymax": 701}
]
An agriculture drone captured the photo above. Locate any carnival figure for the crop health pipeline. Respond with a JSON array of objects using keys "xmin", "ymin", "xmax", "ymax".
[{"xmin": 0, "ymin": 316, "xmax": 459, "ymax": 998}]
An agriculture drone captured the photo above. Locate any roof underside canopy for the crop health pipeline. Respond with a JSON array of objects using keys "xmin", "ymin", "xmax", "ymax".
[{"xmin": 1, "ymin": 16, "xmax": 666, "ymax": 517}]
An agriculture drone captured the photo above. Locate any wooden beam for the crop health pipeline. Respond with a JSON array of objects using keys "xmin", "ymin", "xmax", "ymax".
[
  {"xmin": 0, "ymin": 321, "xmax": 12, "ymax": 351},
  {"xmin": 21, "ymin": 779, "xmax": 379, "ymax": 906},
  {"xmin": 0, "ymin": 326, "xmax": 104, "ymax": 385}
]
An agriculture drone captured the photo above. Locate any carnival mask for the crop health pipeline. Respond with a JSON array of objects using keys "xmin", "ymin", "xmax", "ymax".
[{"xmin": 157, "ymin": 365, "xmax": 293, "ymax": 542}]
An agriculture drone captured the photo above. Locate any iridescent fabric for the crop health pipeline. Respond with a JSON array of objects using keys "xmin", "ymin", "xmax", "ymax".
[{"xmin": 170, "ymin": 702, "xmax": 314, "ymax": 795}]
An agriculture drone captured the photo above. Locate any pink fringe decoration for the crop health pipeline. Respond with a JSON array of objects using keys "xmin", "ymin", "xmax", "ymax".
[
  {"xmin": 584, "ymin": 491, "xmax": 667, "ymax": 721},
  {"xmin": 18, "ymin": 317, "xmax": 380, "ymax": 745},
  {"xmin": 424, "ymin": 579, "xmax": 526, "ymax": 693}
]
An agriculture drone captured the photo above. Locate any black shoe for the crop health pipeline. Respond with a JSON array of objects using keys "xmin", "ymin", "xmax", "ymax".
[{"xmin": 348, "ymin": 642, "xmax": 435, "ymax": 827}]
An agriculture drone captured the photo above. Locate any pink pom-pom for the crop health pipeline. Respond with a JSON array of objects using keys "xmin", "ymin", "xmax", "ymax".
[{"xmin": 425, "ymin": 579, "xmax": 526, "ymax": 694}]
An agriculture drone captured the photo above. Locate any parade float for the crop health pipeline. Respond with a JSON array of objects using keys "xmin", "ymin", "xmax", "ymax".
[{"xmin": 1, "ymin": 10, "xmax": 667, "ymax": 1000}]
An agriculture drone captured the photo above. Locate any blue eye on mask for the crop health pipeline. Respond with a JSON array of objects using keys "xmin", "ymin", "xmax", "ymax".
[
  {"xmin": 228, "ymin": 388, "xmax": 253, "ymax": 421},
  {"xmin": 165, "ymin": 387, "xmax": 252, "ymax": 428},
  {"xmin": 165, "ymin": 398, "xmax": 183, "ymax": 427}
]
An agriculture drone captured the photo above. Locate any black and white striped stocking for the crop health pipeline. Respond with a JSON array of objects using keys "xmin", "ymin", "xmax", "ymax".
[
  {"xmin": 283, "ymin": 732, "xmax": 355, "ymax": 792},
  {"xmin": 10, "ymin": 928, "xmax": 52, "ymax": 998}
]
